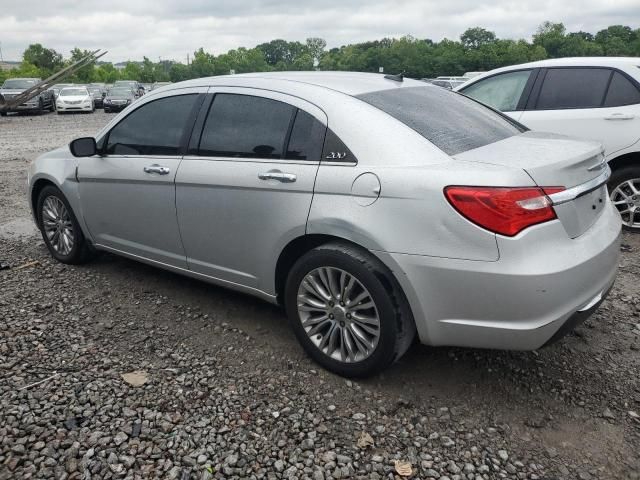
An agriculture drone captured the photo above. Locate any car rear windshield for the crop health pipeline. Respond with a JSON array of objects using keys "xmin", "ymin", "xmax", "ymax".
[{"xmin": 356, "ymin": 86, "xmax": 525, "ymax": 156}]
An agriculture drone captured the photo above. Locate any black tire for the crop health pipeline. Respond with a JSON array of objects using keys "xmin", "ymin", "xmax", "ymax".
[
  {"xmin": 36, "ymin": 185, "xmax": 95, "ymax": 264},
  {"xmin": 0, "ymin": 111, "xmax": 7, "ymax": 117},
  {"xmin": 49, "ymin": 99, "xmax": 56, "ymax": 112},
  {"xmin": 38, "ymin": 97, "xmax": 44, "ymax": 114},
  {"xmin": 284, "ymin": 242, "xmax": 416, "ymax": 377},
  {"xmin": 608, "ymin": 166, "xmax": 640, "ymax": 232}
]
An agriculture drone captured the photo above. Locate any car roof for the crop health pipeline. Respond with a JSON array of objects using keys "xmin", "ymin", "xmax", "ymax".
[
  {"xmin": 456, "ymin": 57, "xmax": 640, "ymax": 89},
  {"xmin": 170, "ymin": 71, "xmax": 430, "ymax": 97}
]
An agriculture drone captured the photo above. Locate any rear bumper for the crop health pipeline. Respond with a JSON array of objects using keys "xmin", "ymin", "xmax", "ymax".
[{"xmin": 376, "ymin": 202, "xmax": 621, "ymax": 350}]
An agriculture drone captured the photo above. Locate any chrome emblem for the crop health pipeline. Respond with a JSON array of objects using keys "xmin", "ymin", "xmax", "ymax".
[{"xmin": 325, "ymin": 152, "xmax": 347, "ymax": 160}]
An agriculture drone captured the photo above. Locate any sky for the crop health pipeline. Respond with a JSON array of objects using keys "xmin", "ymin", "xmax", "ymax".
[{"xmin": 1, "ymin": 0, "xmax": 639, "ymax": 63}]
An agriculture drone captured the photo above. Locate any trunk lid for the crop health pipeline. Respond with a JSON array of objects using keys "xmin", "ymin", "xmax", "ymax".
[{"xmin": 454, "ymin": 131, "xmax": 609, "ymax": 238}]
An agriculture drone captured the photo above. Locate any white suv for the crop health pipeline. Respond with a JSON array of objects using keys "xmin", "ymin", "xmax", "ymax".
[{"xmin": 456, "ymin": 57, "xmax": 640, "ymax": 230}]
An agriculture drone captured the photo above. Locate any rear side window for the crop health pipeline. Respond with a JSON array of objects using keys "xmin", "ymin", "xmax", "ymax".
[
  {"xmin": 462, "ymin": 70, "xmax": 532, "ymax": 111},
  {"xmin": 604, "ymin": 72, "xmax": 640, "ymax": 107},
  {"xmin": 536, "ymin": 68, "xmax": 610, "ymax": 110},
  {"xmin": 285, "ymin": 110, "xmax": 326, "ymax": 161},
  {"xmin": 200, "ymin": 94, "xmax": 295, "ymax": 158},
  {"xmin": 356, "ymin": 86, "xmax": 524, "ymax": 156},
  {"xmin": 105, "ymin": 94, "xmax": 198, "ymax": 155}
]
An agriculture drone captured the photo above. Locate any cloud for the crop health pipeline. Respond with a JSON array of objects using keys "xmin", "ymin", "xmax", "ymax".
[{"xmin": 1, "ymin": 0, "xmax": 638, "ymax": 62}]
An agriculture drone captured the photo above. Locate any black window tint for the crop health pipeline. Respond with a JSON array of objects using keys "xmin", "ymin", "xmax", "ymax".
[
  {"xmin": 200, "ymin": 94, "xmax": 295, "ymax": 158},
  {"xmin": 604, "ymin": 72, "xmax": 640, "ymax": 107},
  {"xmin": 536, "ymin": 68, "xmax": 611, "ymax": 110},
  {"xmin": 356, "ymin": 86, "xmax": 524, "ymax": 156},
  {"xmin": 285, "ymin": 110, "xmax": 326, "ymax": 160},
  {"xmin": 322, "ymin": 129, "xmax": 356, "ymax": 163},
  {"xmin": 105, "ymin": 94, "xmax": 197, "ymax": 155}
]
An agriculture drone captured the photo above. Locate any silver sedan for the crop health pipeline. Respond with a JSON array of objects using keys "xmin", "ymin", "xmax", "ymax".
[{"xmin": 28, "ymin": 72, "xmax": 621, "ymax": 377}]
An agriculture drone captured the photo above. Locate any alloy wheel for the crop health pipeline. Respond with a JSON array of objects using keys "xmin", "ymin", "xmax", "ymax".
[
  {"xmin": 297, "ymin": 267, "xmax": 381, "ymax": 363},
  {"xmin": 610, "ymin": 178, "xmax": 640, "ymax": 229},
  {"xmin": 41, "ymin": 196, "xmax": 74, "ymax": 255}
]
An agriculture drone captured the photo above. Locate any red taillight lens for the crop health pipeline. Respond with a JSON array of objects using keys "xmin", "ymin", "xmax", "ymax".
[{"xmin": 444, "ymin": 186, "xmax": 564, "ymax": 237}]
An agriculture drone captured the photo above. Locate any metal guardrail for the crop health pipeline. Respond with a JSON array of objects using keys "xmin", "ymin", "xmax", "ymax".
[{"xmin": 0, "ymin": 49, "xmax": 107, "ymax": 112}]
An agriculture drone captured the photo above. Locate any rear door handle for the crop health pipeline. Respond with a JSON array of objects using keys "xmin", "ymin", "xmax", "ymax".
[
  {"xmin": 604, "ymin": 113, "xmax": 635, "ymax": 121},
  {"xmin": 258, "ymin": 172, "xmax": 297, "ymax": 183},
  {"xmin": 144, "ymin": 164, "xmax": 170, "ymax": 175}
]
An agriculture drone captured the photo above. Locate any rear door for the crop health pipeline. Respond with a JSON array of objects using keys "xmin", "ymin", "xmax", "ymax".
[
  {"xmin": 458, "ymin": 69, "xmax": 536, "ymax": 122},
  {"xmin": 78, "ymin": 89, "xmax": 204, "ymax": 267},
  {"xmin": 175, "ymin": 88, "xmax": 326, "ymax": 293},
  {"xmin": 519, "ymin": 67, "xmax": 640, "ymax": 157}
]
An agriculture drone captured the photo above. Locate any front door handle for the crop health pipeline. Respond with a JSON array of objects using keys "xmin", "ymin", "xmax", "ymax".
[
  {"xmin": 604, "ymin": 113, "xmax": 635, "ymax": 121},
  {"xmin": 258, "ymin": 172, "xmax": 297, "ymax": 183},
  {"xmin": 144, "ymin": 164, "xmax": 170, "ymax": 175}
]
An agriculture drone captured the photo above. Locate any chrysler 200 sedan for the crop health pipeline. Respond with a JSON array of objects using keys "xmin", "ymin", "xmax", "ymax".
[{"xmin": 28, "ymin": 72, "xmax": 621, "ymax": 377}]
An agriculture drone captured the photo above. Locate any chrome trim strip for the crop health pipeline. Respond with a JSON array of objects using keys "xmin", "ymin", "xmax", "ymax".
[
  {"xmin": 547, "ymin": 166, "xmax": 611, "ymax": 205},
  {"xmin": 94, "ymin": 243, "xmax": 278, "ymax": 304}
]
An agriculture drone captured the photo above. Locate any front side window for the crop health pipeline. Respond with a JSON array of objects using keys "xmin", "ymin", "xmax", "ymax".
[
  {"xmin": 199, "ymin": 94, "xmax": 295, "ymax": 159},
  {"xmin": 462, "ymin": 70, "xmax": 532, "ymax": 111},
  {"xmin": 536, "ymin": 68, "xmax": 611, "ymax": 110},
  {"xmin": 105, "ymin": 94, "xmax": 198, "ymax": 155},
  {"xmin": 604, "ymin": 72, "xmax": 640, "ymax": 107}
]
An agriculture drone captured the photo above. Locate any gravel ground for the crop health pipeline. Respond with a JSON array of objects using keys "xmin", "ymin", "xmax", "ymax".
[{"xmin": 1, "ymin": 110, "xmax": 639, "ymax": 480}]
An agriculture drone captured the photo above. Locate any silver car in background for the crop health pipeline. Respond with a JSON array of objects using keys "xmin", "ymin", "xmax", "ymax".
[{"xmin": 27, "ymin": 72, "xmax": 621, "ymax": 377}]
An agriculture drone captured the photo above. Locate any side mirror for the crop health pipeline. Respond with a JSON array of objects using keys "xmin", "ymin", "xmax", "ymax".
[{"xmin": 69, "ymin": 137, "xmax": 97, "ymax": 157}]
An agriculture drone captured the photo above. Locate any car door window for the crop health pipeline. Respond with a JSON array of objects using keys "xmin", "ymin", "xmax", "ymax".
[
  {"xmin": 603, "ymin": 72, "xmax": 640, "ymax": 107},
  {"xmin": 285, "ymin": 110, "xmax": 326, "ymax": 160},
  {"xmin": 535, "ymin": 68, "xmax": 611, "ymax": 110},
  {"xmin": 199, "ymin": 94, "xmax": 295, "ymax": 159},
  {"xmin": 461, "ymin": 70, "xmax": 532, "ymax": 111},
  {"xmin": 105, "ymin": 94, "xmax": 198, "ymax": 155}
]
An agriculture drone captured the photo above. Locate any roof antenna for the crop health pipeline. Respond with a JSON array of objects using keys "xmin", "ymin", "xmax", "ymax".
[{"xmin": 384, "ymin": 71, "xmax": 404, "ymax": 82}]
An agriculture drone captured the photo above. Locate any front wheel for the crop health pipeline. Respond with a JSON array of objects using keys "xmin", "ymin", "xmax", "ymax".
[
  {"xmin": 609, "ymin": 166, "xmax": 640, "ymax": 232},
  {"xmin": 37, "ymin": 185, "xmax": 95, "ymax": 264},
  {"xmin": 284, "ymin": 242, "xmax": 415, "ymax": 377}
]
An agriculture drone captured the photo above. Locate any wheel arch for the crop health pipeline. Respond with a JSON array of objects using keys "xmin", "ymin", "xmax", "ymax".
[
  {"xmin": 608, "ymin": 151, "xmax": 640, "ymax": 173},
  {"xmin": 31, "ymin": 178, "xmax": 58, "ymax": 228},
  {"xmin": 274, "ymin": 234, "xmax": 415, "ymax": 324}
]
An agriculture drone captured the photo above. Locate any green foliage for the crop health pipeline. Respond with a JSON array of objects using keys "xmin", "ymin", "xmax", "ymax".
[{"xmin": 3, "ymin": 23, "xmax": 639, "ymax": 88}]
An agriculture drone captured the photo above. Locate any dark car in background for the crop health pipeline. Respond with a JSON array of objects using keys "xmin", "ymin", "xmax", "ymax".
[
  {"xmin": 114, "ymin": 80, "xmax": 144, "ymax": 97},
  {"xmin": 103, "ymin": 87, "xmax": 136, "ymax": 112},
  {"xmin": 88, "ymin": 86, "xmax": 106, "ymax": 108},
  {"xmin": 0, "ymin": 78, "xmax": 55, "ymax": 115}
]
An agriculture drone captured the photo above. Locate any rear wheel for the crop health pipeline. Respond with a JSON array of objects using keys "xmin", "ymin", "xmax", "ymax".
[
  {"xmin": 37, "ymin": 186, "xmax": 95, "ymax": 264},
  {"xmin": 284, "ymin": 242, "xmax": 415, "ymax": 377},
  {"xmin": 609, "ymin": 166, "xmax": 640, "ymax": 231}
]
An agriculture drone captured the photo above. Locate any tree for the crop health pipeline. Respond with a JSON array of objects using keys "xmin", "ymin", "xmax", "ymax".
[
  {"xmin": 306, "ymin": 37, "xmax": 327, "ymax": 67},
  {"xmin": 533, "ymin": 21, "xmax": 566, "ymax": 57},
  {"xmin": 69, "ymin": 48, "xmax": 96, "ymax": 83},
  {"xmin": 22, "ymin": 44, "xmax": 63, "ymax": 75},
  {"xmin": 461, "ymin": 27, "xmax": 497, "ymax": 49}
]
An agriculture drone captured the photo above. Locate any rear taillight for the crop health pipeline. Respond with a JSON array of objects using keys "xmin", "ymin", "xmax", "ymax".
[{"xmin": 444, "ymin": 186, "xmax": 565, "ymax": 237}]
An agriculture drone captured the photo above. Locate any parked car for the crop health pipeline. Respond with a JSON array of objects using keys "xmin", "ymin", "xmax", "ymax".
[
  {"xmin": 426, "ymin": 79, "xmax": 465, "ymax": 90},
  {"xmin": 56, "ymin": 87, "xmax": 95, "ymax": 114},
  {"xmin": 88, "ymin": 86, "xmax": 106, "ymax": 109},
  {"xmin": 0, "ymin": 78, "xmax": 55, "ymax": 115},
  {"xmin": 151, "ymin": 81, "xmax": 172, "ymax": 91},
  {"xmin": 114, "ymin": 80, "xmax": 143, "ymax": 97},
  {"xmin": 103, "ymin": 87, "xmax": 136, "ymax": 112},
  {"xmin": 48, "ymin": 83, "xmax": 75, "ymax": 99},
  {"xmin": 456, "ymin": 57, "xmax": 640, "ymax": 230},
  {"xmin": 27, "ymin": 72, "xmax": 620, "ymax": 377}
]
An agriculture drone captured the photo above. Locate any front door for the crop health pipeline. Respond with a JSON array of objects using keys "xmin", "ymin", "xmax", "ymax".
[
  {"xmin": 77, "ymin": 90, "xmax": 203, "ymax": 267},
  {"xmin": 175, "ymin": 89, "xmax": 327, "ymax": 293},
  {"xmin": 519, "ymin": 68, "xmax": 640, "ymax": 157}
]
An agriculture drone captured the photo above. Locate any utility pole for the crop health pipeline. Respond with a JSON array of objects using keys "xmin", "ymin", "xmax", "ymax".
[{"xmin": 0, "ymin": 42, "xmax": 4, "ymax": 63}]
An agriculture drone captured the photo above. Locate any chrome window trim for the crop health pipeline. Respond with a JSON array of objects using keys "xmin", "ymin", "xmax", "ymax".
[{"xmin": 547, "ymin": 166, "xmax": 611, "ymax": 205}]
